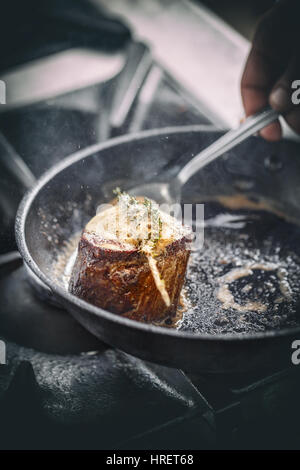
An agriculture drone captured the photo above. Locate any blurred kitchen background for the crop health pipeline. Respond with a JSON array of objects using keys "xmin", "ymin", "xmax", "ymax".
[
  {"xmin": 0, "ymin": 0, "xmax": 276, "ymax": 255},
  {"xmin": 202, "ymin": 0, "xmax": 274, "ymax": 39}
]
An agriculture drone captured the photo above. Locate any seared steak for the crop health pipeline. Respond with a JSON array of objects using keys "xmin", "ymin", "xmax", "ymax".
[{"xmin": 69, "ymin": 193, "xmax": 192, "ymax": 323}]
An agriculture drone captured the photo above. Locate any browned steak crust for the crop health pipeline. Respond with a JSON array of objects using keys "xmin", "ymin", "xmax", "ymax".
[{"xmin": 69, "ymin": 230, "xmax": 191, "ymax": 323}]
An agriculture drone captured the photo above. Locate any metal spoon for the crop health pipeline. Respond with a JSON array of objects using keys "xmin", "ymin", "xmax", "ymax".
[{"xmin": 129, "ymin": 106, "xmax": 279, "ymax": 205}]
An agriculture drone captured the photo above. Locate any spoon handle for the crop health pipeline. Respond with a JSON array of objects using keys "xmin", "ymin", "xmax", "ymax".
[{"xmin": 178, "ymin": 106, "xmax": 279, "ymax": 185}]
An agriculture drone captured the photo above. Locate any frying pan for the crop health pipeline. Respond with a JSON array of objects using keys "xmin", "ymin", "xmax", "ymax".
[{"xmin": 15, "ymin": 125, "xmax": 300, "ymax": 374}]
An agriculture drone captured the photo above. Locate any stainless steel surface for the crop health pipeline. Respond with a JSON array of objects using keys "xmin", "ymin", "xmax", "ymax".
[
  {"xmin": 93, "ymin": 0, "xmax": 250, "ymax": 128},
  {"xmin": 0, "ymin": 0, "xmax": 249, "ymax": 127},
  {"xmin": 0, "ymin": 49, "xmax": 125, "ymax": 110}
]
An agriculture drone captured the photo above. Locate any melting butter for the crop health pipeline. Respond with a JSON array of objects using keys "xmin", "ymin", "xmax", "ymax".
[{"xmin": 86, "ymin": 193, "xmax": 190, "ymax": 307}]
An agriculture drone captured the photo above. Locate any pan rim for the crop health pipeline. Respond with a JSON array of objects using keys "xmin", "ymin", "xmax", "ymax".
[{"xmin": 15, "ymin": 125, "xmax": 300, "ymax": 343}]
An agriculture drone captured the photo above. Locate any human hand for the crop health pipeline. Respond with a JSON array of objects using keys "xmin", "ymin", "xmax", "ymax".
[{"xmin": 241, "ymin": 0, "xmax": 300, "ymax": 140}]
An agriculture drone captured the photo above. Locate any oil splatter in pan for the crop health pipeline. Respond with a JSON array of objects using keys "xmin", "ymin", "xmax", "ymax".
[{"xmin": 179, "ymin": 203, "xmax": 300, "ymax": 335}]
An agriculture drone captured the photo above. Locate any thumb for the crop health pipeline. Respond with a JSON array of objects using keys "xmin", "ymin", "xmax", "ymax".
[
  {"xmin": 269, "ymin": 56, "xmax": 300, "ymax": 135},
  {"xmin": 269, "ymin": 86, "xmax": 291, "ymax": 113},
  {"xmin": 270, "ymin": 56, "xmax": 300, "ymax": 111}
]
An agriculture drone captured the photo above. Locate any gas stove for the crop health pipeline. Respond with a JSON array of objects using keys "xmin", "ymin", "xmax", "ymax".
[
  {"xmin": 2, "ymin": 255, "xmax": 300, "ymax": 450},
  {"xmin": 2, "ymin": 257, "xmax": 300, "ymax": 450},
  {"xmin": 1, "ymin": 0, "xmax": 300, "ymax": 451}
]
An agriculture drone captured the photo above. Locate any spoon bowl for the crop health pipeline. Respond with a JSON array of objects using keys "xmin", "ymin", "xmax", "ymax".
[{"xmin": 129, "ymin": 179, "xmax": 181, "ymax": 206}]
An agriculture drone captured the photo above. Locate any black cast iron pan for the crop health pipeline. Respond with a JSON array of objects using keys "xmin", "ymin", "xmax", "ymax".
[{"xmin": 15, "ymin": 126, "xmax": 300, "ymax": 374}]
